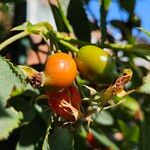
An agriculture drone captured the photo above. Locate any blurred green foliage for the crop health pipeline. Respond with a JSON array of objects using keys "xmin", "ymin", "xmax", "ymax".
[{"xmin": 0, "ymin": 0, "xmax": 150, "ymax": 150}]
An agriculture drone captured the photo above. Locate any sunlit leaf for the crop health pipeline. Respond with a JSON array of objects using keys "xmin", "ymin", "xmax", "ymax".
[
  {"xmin": 0, "ymin": 56, "xmax": 30, "ymax": 105},
  {"xmin": 12, "ymin": 21, "xmax": 53, "ymax": 39},
  {"xmin": 104, "ymin": 0, "xmax": 111, "ymax": 10},
  {"xmin": 19, "ymin": 65, "xmax": 39, "ymax": 78},
  {"xmin": 11, "ymin": 21, "xmax": 33, "ymax": 31},
  {"xmin": 139, "ymin": 27, "xmax": 150, "ymax": 37},
  {"xmin": 119, "ymin": 96, "xmax": 140, "ymax": 116},
  {"xmin": 59, "ymin": 0, "xmax": 71, "ymax": 16}
]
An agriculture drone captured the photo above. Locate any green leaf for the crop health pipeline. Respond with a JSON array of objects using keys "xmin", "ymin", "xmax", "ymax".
[
  {"xmin": 73, "ymin": 127, "xmax": 88, "ymax": 150},
  {"xmin": 92, "ymin": 110, "xmax": 114, "ymax": 126},
  {"xmin": 141, "ymin": 120, "xmax": 150, "ymax": 150},
  {"xmin": 139, "ymin": 27, "xmax": 150, "ymax": 37},
  {"xmin": 104, "ymin": 0, "xmax": 111, "ymax": 10},
  {"xmin": 16, "ymin": 116, "xmax": 47, "ymax": 150},
  {"xmin": 59, "ymin": 0, "xmax": 71, "ymax": 16},
  {"xmin": 91, "ymin": 129, "xmax": 119, "ymax": 150},
  {"xmin": 118, "ymin": 120, "xmax": 129, "ymax": 138},
  {"xmin": 11, "ymin": 21, "xmax": 33, "ymax": 31},
  {"xmin": 50, "ymin": 3, "xmax": 68, "ymax": 32},
  {"xmin": 27, "ymin": 22, "xmax": 53, "ymax": 35},
  {"xmin": 139, "ymin": 73, "xmax": 150, "ymax": 94},
  {"xmin": 50, "ymin": 127, "xmax": 74, "ymax": 150},
  {"xmin": 67, "ymin": 0, "xmax": 91, "ymax": 41},
  {"xmin": 0, "ymin": 3, "xmax": 9, "ymax": 12},
  {"xmin": 9, "ymin": 92, "xmax": 37, "ymax": 122},
  {"xmin": 0, "ymin": 56, "xmax": 36, "ymax": 105},
  {"xmin": 0, "ymin": 57, "xmax": 28, "ymax": 104},
  {"xmin": 0, "ymin": 57, "xmax": 36, "ymax": 140},
  {"xmin": 12, "ymin": 21, "xmax": 53, "ymax": 39},
  {"xmin": 128, "ymin": 124, "xmax": 140, "ymax": 143},
  {"xmin": 118, "ymin": 120, "xmax": 140, "ymax": 143},
  {"xmin": 119, "ymin": 0, "xmax": 135, "ymax": 13},
  {"xmin": 120, "ymin": 96, "xmax": 140, "ymax": 116},
  {"xmin": 0, "ymin": 99, "xmax": 23, "ymax": 140},
  {"xmin": 42, "ymin": 126, "xmax": 51, "ymax": 150}
]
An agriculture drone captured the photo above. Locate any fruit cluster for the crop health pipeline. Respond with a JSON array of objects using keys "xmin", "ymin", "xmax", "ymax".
[{"xmin": 42, "ymin": 45, "xmax": 118, "ymax": 122}]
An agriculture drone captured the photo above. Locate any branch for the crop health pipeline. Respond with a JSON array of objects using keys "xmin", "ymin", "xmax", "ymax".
[
  {"xmin": 103, "ymin": 43, "xmax": 150, "ymax": 53},
  {"xmin": 55, "ymin": 33, "xmax": 150, "ymax": 54},
  {"xmin": 100, "ymin": 0, "xmax": 107, "ymax": 47},
  {"xmin": 59, "ymin": 40, "xmax": 79, "ymax": 53},
  {"xmin": 0, "ymin": 31, "xmax": 28, "ymax": 51}
]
